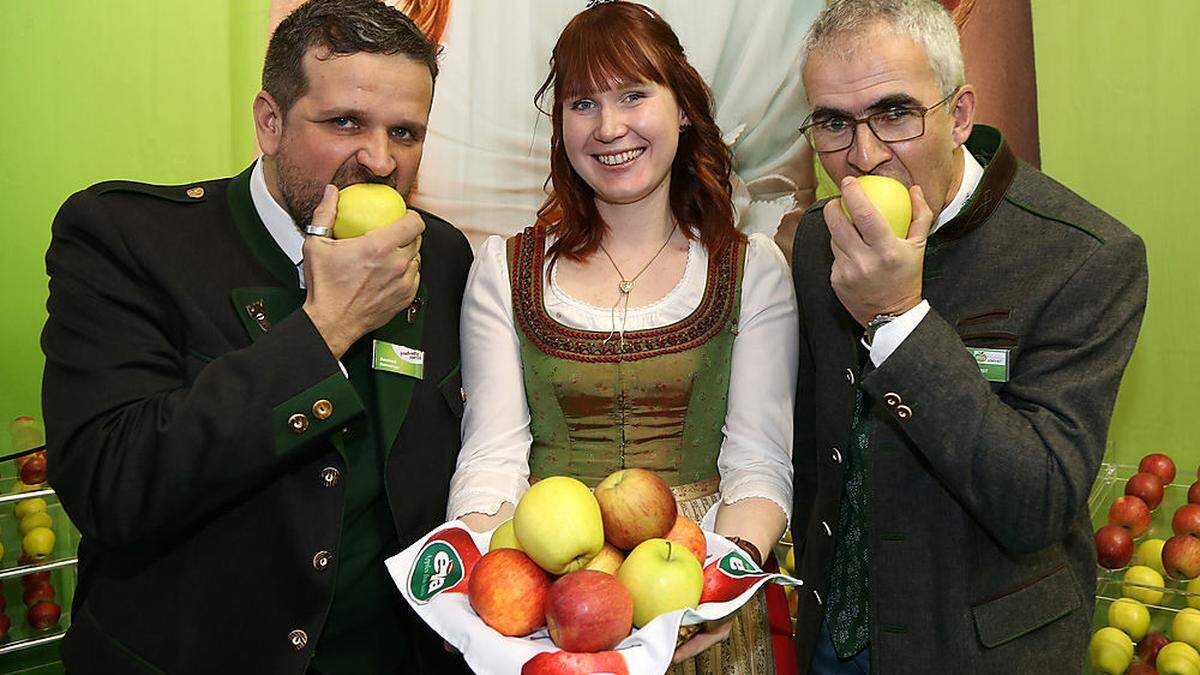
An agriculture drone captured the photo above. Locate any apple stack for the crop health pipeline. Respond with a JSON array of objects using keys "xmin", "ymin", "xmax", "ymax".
[{"xmin": 468, "ymin": 469, "xmax": 711, "ymax": 653}]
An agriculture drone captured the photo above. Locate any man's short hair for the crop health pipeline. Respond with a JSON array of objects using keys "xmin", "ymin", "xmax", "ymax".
[
  {"xmin": 802, "ymin": 0, "xmax": 964, "ymax": 98},
  {"xmin": 263, "ymin": 0, "xmax": 440, "ymax": 114}
]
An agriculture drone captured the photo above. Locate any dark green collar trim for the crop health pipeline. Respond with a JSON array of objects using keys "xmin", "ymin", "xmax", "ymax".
[
  {"xmin": 228, "ymin": 164, "xmax": 300, "ymax": 290},
  {"xmin": 932, "ymin": 125, "xmax": 1018, "ymax": 244}
]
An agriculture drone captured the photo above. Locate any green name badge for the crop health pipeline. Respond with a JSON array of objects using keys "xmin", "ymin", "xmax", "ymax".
[
  {"xmin": 372, "ymin": 340, "xmax": 424, "ymax": 379},
  {"xmin": 971, "ymin": 347, "xmax": 1009, "ymax": 383}
]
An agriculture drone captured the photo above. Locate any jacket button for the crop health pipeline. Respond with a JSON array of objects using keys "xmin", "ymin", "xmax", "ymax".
[
  {"xmin": 321, "ymin": 467, "xmax": 341, "ymax": 487},
  {"xmin": 287, "ymin": 413, "xmax": 309, "ymax": 434},
  {"xmin": 896, "ymin": 404, "xmax": 913, "ymax": 421},
  {"xmin": 830, "ymin": 447, "xmax": 843, "ymax": 464},
  {"xmin": 312, "ymin": 399, "xmax": 333, "ymax": 420},
  {"xmin": 186, "ymin": 186, "xmax": 205, "ymax": 199},
  {"xmin": 844, "ymin": 368, "xmax": 855, "ymax": 385},
  {"xmin": 313, "ymin": 550, "xmax": 333, "ymax": 571},
  {"xmin": 883, "ymin": 392, "xmax": 902, "ymax": 407},
  {"xmin": 288, "ymin": 629, "xmax": 308, "ymax": 651}
]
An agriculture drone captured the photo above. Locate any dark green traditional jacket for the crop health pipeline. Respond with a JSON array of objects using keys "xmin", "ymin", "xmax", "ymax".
[{"xmin": 42, "ymin": 165, "xmax": 472, "ymax": 674}]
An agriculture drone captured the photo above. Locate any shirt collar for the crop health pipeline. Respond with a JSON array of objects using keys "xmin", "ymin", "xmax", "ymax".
[
  {"xmin": 932, "ymin": 148, "xmax": 984, "ymax": 235},
  {"xmin": 250, "ymin": 158, "xmax": 305, "ymax": 267}
]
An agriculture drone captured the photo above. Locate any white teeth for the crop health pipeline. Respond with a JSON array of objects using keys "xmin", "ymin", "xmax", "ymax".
[{"xmin": 596, "ymin": 148, "xmax": 645, "ymax": 166}]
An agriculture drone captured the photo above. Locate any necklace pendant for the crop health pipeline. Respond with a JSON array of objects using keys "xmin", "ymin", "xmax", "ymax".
[{"xmin": 619, "ymin": 281, "xmax": 634, "ymax": 294}]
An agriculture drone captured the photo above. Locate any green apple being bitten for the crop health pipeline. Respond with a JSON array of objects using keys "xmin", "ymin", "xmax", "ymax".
[
  {"xmin": 839, "ymin": 175, "xmax": 912, "ymax": 238},
  {"xmin": 331, "ymin": 183, "xmax": 407, "ymax": 239},
  {"xmin": 513, "ymin": 476, "xmax": 604, "ymax": 575},
  {"xmin": 616, "ymin": 538, "xmax": 703, "ymax": 627}
]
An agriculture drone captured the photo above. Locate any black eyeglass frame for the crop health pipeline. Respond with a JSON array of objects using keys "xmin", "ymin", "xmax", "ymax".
[{"xmin": 798, "ymin": 87, "xmax": 962, "ymax": 153}]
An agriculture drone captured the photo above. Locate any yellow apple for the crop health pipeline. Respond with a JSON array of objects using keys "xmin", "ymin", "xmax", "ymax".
[
  {"xmin": 14, "ymin": 497, "xmax": 47, "ymax": 520},
  {"xmin": 617, "ymin": 538, "xmax": 703, "ymax": 627},
  {"xmin": 331, "ymin": 183, "xmax": 407, "ymax": 239},
  {"xmin": 1124, "ymin": 565, "xmax": 1166, "ymax": 605},
  {"xmin": 489, "ymin": 519, "xmax": 522, "ymax": 552},
  {"xmin": 840, "ymin": 175, "xmax": 912, "ymax": 238},
  {"xmin": 1108, "ymin": 597, "xmax": 1151, "ymax": 640},
  {"xmin": 1088, "ymin": 626, "xmax": 1134, "ymax": 675},
  {"xmin": 18, "ymin": 512, "xmax": 53, "ymax": 536},
  {"xmin": 1138, "ymin": 538, "xmax": 1168, "ymax": 577},
  {"xmin": 1176, "ymin": 608, "xmax": 1200, "ymax": 650},
  {"xmin": 22, "ymin": 527, "xmax": 55, "ymax": 559},
  {"xmin": 1159, "ymin": 641, "xmax": 1200, "ymax": 675},
  {"xmin": 1188, "ymin": 577, "xmax": 1200, "ymax": 610},
  {"xmin": 584, "ymin": 543, "xmax": 626, "ymax": 576},
  {"xmin": 513, "ymin": 476, "xmax": 604, "ymax": 575}
]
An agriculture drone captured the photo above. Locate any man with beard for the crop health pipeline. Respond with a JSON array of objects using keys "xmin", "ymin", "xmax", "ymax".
[{"xmin": 41, "ymin": 1, "xmax": 471, "ymax": 672}]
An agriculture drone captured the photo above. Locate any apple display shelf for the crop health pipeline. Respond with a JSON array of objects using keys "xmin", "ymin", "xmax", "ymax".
[
  {"xmin": 387, "ymin": 514, "xmax": 802, "ymax": 675},
  {"xmin": 1088, "ymin": 462, "xmax": 1200, "ymax": 674}
]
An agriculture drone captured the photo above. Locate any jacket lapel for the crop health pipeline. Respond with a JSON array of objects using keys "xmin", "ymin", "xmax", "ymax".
[{"xmin": 371, "ymin": 283, "xmax": 428, "ymax": 452}]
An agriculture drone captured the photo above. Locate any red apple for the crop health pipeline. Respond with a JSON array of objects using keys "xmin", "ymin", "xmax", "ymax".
[
  {"xmin": 664, "ymin": 514, "xmax": 707, "ymax": 566},
  {"xmin": 1127, "ymin": 473, "xmax": 1166, "ymax": 510},
  {"xmin": 1110, "ymin": 496, "xmax": 1153, "ymax": 537},
  {"xmin": 1163, "ymin": 535, "xmax": 1200, "ymax": 580},
  {"xmin": 0, "ymin": 614, "xmax": 9, "ymax": 638},
  {"xmin": 1126, "ymin": 662, "xmax": 1158, "ymax": 675},
  {"xmin": 26, "ymin": 600, "xmax": 60, "ymax": 630},
  {"xmin": 18, "ymin": 452, "xmax": 47, "ymax": 486},
  {"xmin": 468, "ymin": 548, "xmax": 551, "ymax": 636},
  {"xmin": 20, "ymin": 571, "xmax": 50, "ymax": 588},
  {"xmin": 23, "ymin": 581, "xmax": 54, "ymax": 607},
  {"xmin": 1190, "ymin": 482, "xmax": 1200, "ymax": 505},
  {"xmin": 521, "ymin": 650, "xmax": 630, "ymax": 675},
  {"xmin": 1096, "ymin": 525, "xmax": 1135, "ymax": 569},
  {"xmin": 545, "ymin": 570, "xmax": 633, "ymax": 652},
  {"xmin": 0, "ymin": 592, "xmax": 5, "ymax": 613},
  {"xmin": 1174, "ymin": 504, "xmax": 1200, "ymax": 538},
  {"xmin": 1140, "ymin": 454, "xmax": 1177, "ymax": 486},
  {"xmin": 1139, "ymin": 630, "xmax": 1170, "ymax": 666},
  {"xmin": 594, "ymin": 468, "xmax": 677, "ymax": 550}
]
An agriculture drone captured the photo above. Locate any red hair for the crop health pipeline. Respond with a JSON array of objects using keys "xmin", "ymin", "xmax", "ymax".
[{"xmin": 534, "ymin": 1, "xmax": 741, "ymax": 262}]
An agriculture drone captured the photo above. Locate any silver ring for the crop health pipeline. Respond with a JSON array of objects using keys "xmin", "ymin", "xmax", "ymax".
[{"xmin": 304, "ymin": 225, "xmax": 332, "ymax": 237}]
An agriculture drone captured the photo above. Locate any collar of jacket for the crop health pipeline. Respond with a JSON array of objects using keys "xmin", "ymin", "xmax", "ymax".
[{"xmin": 930, "ymin": 125, "xmax": 1018, "ymax": 244}]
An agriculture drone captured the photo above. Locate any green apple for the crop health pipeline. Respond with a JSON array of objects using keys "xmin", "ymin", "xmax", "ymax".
[
  {"xmin": 331, "ymin": 183, "xmax": 407, "ymax": 239},
  {"xmin": 616, "ymin": 538, "xmax": 703, "ymax": 627},
  {"xmin": 1088, "ymin": 626, "xmax": 1134, "ymax": 674},
  {"xmin": 489, "ymin": 519, "xmax": 522, "ymax": 552},
  {"xmin": 1124, "ymin": 565, "xmax": 1166, "ymax": 605},
  {"xmin": 21, "ymin": 527, "xmax": 55, "ymax": 559},
  {"xmin": 18, "ymin": 511, "xmax": 52, "ymax": 536},
  {"xmin": 1138, "ymin": 538, "xmax": 1169, "ymax": 577},
  {"xmin": 513, "ymin": 476, "xmax": 604, "ymax": 575},
  {"xmin": 14, "ymin": 497, "xmax": 47, "ymax": 520},
  {"xmin": 1159, "ymin": 641, "xmax": 1200, "ymax": 675},
  {"xmin": 839, "ymin": 175, "xmax": 913, "ymax": 238},
  {"xmin": 1188, "ymin": 577, "xmax": 1200, "ymax": 610},
  {"xmin": 1176, "ymin": 608, "xmax": 1200, "ymax": 650},
  {"xmin": 1108, "ymin": 597, "xmax": 1151, "ymax": 640}
]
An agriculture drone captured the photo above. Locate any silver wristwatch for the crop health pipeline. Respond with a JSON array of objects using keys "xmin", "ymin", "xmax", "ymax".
[{"xmin": 865, "ymin": 313, "xmax": 900, "ymax": 345}]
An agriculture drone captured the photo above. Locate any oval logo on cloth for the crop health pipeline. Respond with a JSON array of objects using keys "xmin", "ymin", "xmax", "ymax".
[{"xmin": 407, "ymin": 526, "xmax": 482, "ymax": 604}]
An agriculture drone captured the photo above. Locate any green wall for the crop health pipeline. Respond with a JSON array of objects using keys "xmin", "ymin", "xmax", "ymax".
[
  {"xmin": 1032, "ymin": 0, "xmax": 1200, "ymax": 466},
  {"xmin": 0, "ymin": 1, "xmax": 270, "ymax": 453}
]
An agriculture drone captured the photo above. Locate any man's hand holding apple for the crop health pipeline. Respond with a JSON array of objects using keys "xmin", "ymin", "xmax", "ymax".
[{"xmin": 826, "ymin": 176, "xmax": 934, "ymax": 328}]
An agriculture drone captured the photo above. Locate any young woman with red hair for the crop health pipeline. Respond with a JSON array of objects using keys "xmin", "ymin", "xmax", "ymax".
[{"xmin": 449, "ymin": 3, "xmax": 798, "ymax": 669}]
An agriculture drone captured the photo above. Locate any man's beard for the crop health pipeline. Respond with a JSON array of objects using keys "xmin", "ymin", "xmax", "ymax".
[{"xmin": 274, "ymin": 141, "xmax": 400, "ymax": 230}]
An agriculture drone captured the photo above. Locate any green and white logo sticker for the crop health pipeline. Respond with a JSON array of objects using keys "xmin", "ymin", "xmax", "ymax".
[
  {"xmin": 408, "ymin": 541, "xmax": 463, "ymax": 604},
  {"xmin": 373, "ymin": 340, "xmax": 424, "ymax": 379},
  {"xmin": 970, "ymin": 348, "xmax": 1009, "ymax": 383},
  {"xmin": 718, "ymin": 550, "xmax": 762, "ymax": 578}
]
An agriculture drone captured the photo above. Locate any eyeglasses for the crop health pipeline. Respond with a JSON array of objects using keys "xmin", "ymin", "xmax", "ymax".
[{"xmin": 798, "ymin": 88, "xmax": 960, "ymax": 153}]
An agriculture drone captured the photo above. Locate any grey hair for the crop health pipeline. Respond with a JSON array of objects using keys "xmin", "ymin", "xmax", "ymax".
[{"xmin": 801, "ymin": 0, "xmax": 964, "ymax": 98}]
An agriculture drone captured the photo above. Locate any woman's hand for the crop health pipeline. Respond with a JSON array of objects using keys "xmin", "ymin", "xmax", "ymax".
[{"xmin": 671, "ymin": 616, "xmax": 735, "ymax": 663}]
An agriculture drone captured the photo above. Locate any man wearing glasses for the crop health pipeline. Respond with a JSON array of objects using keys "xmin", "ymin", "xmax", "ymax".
[{"xmin": 787, "ymin": 1, "xmax": 1147, "ymax": 673}]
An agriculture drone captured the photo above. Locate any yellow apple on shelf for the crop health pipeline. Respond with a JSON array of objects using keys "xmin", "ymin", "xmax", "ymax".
[
  {"xmin": 1188, "ymin": 577, "xmax": 1200, "ymax": 610},
  {"xmin": 22, "ymin": 527, "xmax": 55, "ymax": 559},
  {"xmin": 617, "ymin": 538, "xmax": 703, "ymax": 627},
  {"xmin": 331, "ymin": 183, "xmax": 407, "ymax": 239},
  {"xmin": 1088, "ymin": 626, "xmax": 1134, "ymax": 675},
  {"xmin": 14, "ymin": 497, "xmax": 47, "ymax": 520},
  {"xmin": 489, "ymin": 519, "xmax": 522, "ymax": 552},
  {"xmin": 839, "ymin": 175, "xmax": 913, "ymax": 238},
  {"xmin": 513, "ymin": 476, "xmax": 604, "ymax": 575},
  {"xmin": 1175, "ymin": 608, "xmax": 1200, "ymax": 650},
  {"xmin": 1159, "ymin": 641, "xmax": 1200, "ymax": 675},
  {"xmin": 1123, "ymin": 565, "xmax": 1166, "ymax": 605},
  {"xmin": 1108, "ymin": 597, "xmax": 1151, "ymax": 640},
  {"xmin": 1138, "ymin": 538, "xmax": 1168, "ymax": 577},
  {"xmin": 18, "ymin": 512, "xmax": 52, "ymax": 536}
]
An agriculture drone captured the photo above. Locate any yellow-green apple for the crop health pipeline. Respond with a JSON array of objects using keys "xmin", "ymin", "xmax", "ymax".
[
  {"xmin": 1174, "ymin": 505, "xmax": 1200, "ymax": 538},
  {"xmin": 26, "ymin": 600, "xmax": 61, "ymax": 630},
  {"xmin": 331, "ymin": 183, "xmax": 407, "ymax": 239},
  {"xmin": 1128, "ymin": 472, "xmax": 1166, "ymax": 510},
  {"xmin": 1124, "ymin": 566, "xmax": 1166, "ymax": 605},
  {"xmin": 1096, "ymin": 524, "xmax": 1134, "ymax": 569},
  {"xmin": 1110, "ymin": 496, "xmax": 1153, "ymax": 537},
  {"xmin": 617, "ymin": 538, "xmax": 703, "ymax": 627},
  {"xmin": 14, "ymin": 498, "xmax": 47, "ymax": 520},
  {"xmin": 19, "ymin": 511, "xmax": 53, "ymax": 536},
  {"xmin": 1108, "ymin": 597, "xmax": 1151, "ymax": 640},
  {"xmin": 545, "ymin": 570, "xmax": 633, "ymax": 652},
  {"xmin": 490, "ymin": 519, "xmax": 522, "ymax": 552},
  {"xmin": 1139, "ymin": 539, "xmax": 1169, "ymax": 577},
  {"xmin": 520, "ymin": 650, "xmax": 629, "ymax": 675},
  {"xmin": 1089, "ymin": 626, "xmax": 1134, "ymax": 674},
  {"xmin": 513, "ymin": 476, "xmax": 604, "ymax": 575},
  {"xmin": 1188, "ymin": 578, "xmax": 1200, "ymax": 610},
  {"xmin": 1159, "ymin": 641, "xmax": 1200, "ymax": 675},
  {"xmin": 468, "ymin": 549, "xmax": 551, "ymax": 636},
  {"xmin": 1176, "ymin": 608, "xmax": 1200, "ymax": 650},
  {"xmin": 1164, "ymin": 535, "xmax": 1200, "ymax": 581},
  {"xmin": 1190, "ymin": 481, "xmax": 1200, "ymax": 505},
  {"xmin": 594, "ymin": 468, "xmax": 677, "ymax": 551},
  {"xmin": 584, "ymin": 543, "xmax": 625, "ymax": 576},
  {"xmin": 21, "ymin": 527, "xmax": 55, "ymax": 559},
  {"xmin": 1143, "ymin": 630, "xmax": 1172, "ymax": 665},
  {"xmin": 1142, "ymin": 453, "xmax": 1178, "ymax": 486},
  {"xmin": 839, "ymin": 175, "xmax": 912, "ymax": 238},
  {"xmin": 663, "ymin": 515, "xmax": 706, "ymax": 566}
]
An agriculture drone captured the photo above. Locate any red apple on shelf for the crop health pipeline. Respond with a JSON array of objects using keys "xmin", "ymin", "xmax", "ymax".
[
  {"xmin": 26, "ymin": 600, "xmax": 60, "ymax": 630},
  {"xmin": 1163, "ymin": 535, "xmax": 1200, "ymax": 580},
  {"xmin": 1174, "ymin": 504, "xmax": 1200, "ymax": 538},
  {"xmin": 664, "ymin": 514, "xmax": 707, "ymax": 565},
  {"xmin": 1190, "ymin": 482, "xmax": 1200, "ymax": 505},
  {"xmin": 1125, "ymin": 662, "xmax": 1158, "ymax": 675},
  {"xmin": 20, "ymin": 571, "xmax": 50, "ymax": 588},
  {"xmin": 0, "ymin": 614, "xmax": 9, "ymax": 638},
  {"xmin": 545, "ymin": 570, "xmax": 633, "ymax": 652},
  {"xmin": 1096, "ymin": 525, "xmax": 1135, "ymax": 569},
  {"xmin": 1110, "ymin": 496, "xmax": 1153, "ymax": 537},
  {"xmin": 594, "ymin": 468, "xmax": 677, "ymax": 551},
  {"xmin": 18, "ymin": 452, "xmax": 47, "ymax": 485},
  {"xmin": 1127, "ymin": 472, "xmax": 1166, "ymax": 510},
  {"xmin": 1140, "ymin": 453, "xmax": 1177, "ymax": 486},
  {"xmin": 468, "ymin": 548, "xmax": 551, "ymax": 637},
  {"xmin": 22, "ymin": 581, "xmax": 54, "ymax": 607},
  {"xmin": 1139, "ymin": 630, "xmax": 1170, "ymax": 665}
]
